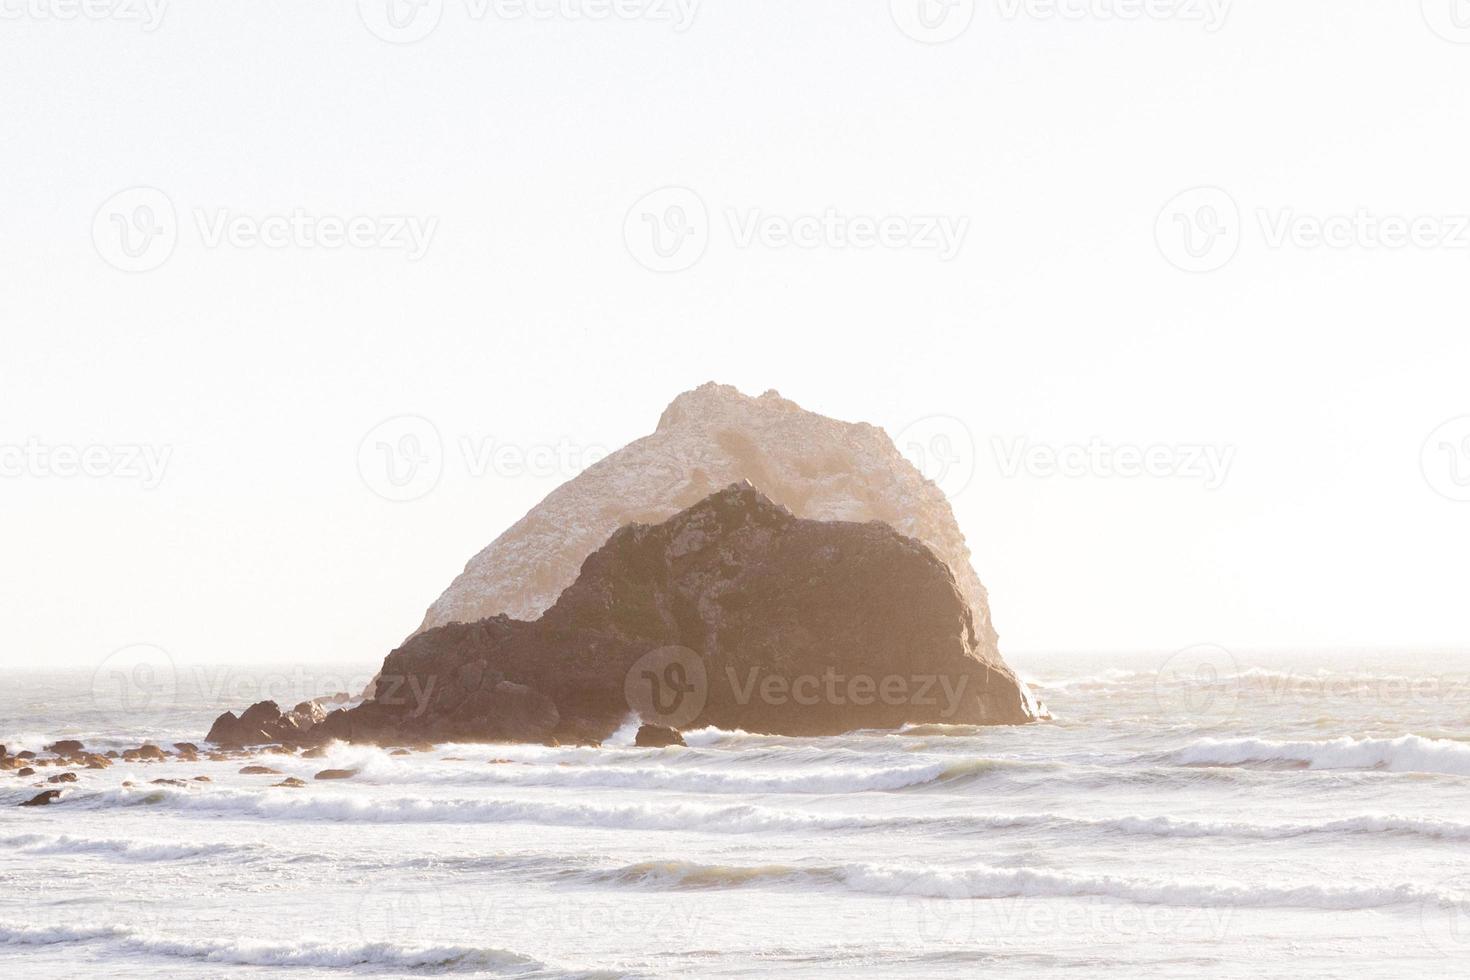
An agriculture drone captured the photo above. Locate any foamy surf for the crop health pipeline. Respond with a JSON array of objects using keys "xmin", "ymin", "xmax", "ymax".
[{"xmin": 1169, "ymin": 734, "xmax": 1470, "ymax": 775}]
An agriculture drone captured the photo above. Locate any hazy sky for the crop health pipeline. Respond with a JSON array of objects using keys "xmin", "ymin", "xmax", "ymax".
[{"xmin": 3, "ymin": 1, "xmax": 1468, "ymax": 672}]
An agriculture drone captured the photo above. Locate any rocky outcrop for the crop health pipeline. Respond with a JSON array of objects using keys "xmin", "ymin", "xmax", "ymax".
[
  {"xmin": 635, "ymin": 724, "xmax": 685, "ymax": 748},
  {"xmin": 19, "ymin": 790, "xmax": 62, "ymax": 807},
  {"xmin": 410, "ymin": 383, "xmax": 1032, "ymax": 719},
  {"xmin": 325, "ymin": 483, "xmax": 1034, "ymax": 743},
  {"xmin": 206, "ymin": 699, "xmax": 333, "ymax": 749}
]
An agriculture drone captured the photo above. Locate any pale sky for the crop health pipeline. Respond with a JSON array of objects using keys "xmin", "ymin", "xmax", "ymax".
[{"xmin": 2, "ymin": 1, "xmax": 1468, "ymax": 671}]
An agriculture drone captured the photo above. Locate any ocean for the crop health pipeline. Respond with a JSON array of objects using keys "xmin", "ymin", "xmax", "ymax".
[{"xmin": 3, "ymin": 648, "xmax": 1469, "ymax": 977}]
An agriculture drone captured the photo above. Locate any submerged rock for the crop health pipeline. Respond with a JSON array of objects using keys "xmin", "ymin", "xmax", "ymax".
[
  {"xmin": 313, "ymin": 769, "xmax": 358, "ymax": 780},
  {"xmin": 334, "ymin": 483, "xmax": 1032, "ymax": 743}
]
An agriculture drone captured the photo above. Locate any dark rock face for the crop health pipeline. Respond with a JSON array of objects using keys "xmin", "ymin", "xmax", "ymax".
[
  {"xmin": 324, "ymin": 483, "xmax": 1034, "ymax": 745},
  {"xmin": 635, "ymin": 724, "xmax": 685, "ymax": 748},
  {"xmin": 207, "ymin": 699, "xmax": 332, "ymax": 748},
  {"xmin": 19, "ymin": 790, "xmax": 62, "ymax": 807}
]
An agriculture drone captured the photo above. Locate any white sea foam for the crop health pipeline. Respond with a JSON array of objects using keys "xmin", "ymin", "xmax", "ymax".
[
  {"xmin": 587, "ymin": 858, "xmax": 1460, "ymax": 911},
  {"xmin": 1169, "ymin": 734, "xmax": 1470, "ymax": 776},
  {"xmin": 0, "ymin": 832, "xmax": 260, "ymax": 863},
  {"xmin": 0, "ymin": 923, "xmax": 585, "ymax": 975}
]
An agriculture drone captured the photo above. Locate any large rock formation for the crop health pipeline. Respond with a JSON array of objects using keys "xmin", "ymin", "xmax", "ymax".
[
  {"xmin": 414, "ymin": 384, "xmax": 1022, "ymax": 700},
  {"xmin": 320, "ymin": 484, "xmax": 1034, "ymax": 743}
]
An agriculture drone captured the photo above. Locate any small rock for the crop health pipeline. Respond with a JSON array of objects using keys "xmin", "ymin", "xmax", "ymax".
[
  {"xmin": 173, "ymin": 743, "xmax": 199, "ymax": 754},
  {"xmin": 45, "ymin": 772, "xmax": 79, "ymax": 784},
  {"xmin": 301, "ymin": 746, "xmax": 329, "ymax": 759},
  {"xmin": 634, "ymin": 724, "xmax": 686, "ymax": 748},
  {"xmin": 45, "ymin": 739, "xmax": 84, "ymax": 756},
  {"xmin": 273, "ymin": 777, "xmax": 307, "ymax": 788},
  {"xmin": 150, "ymin": 778, "xmax": 187, "ymax": 787},
  {"xmin": 238, "ymin": 766, "xmax": 282, "ymax": 775},
  {"xmin": 313, "ymin": 769, "xmax": 358, "ymax": 780},
  {"xmin": 16, "ymin": 767, "xmax": 36, "ymax": 778},
  {"xmin": 192, "ymin": 776, "xmax": 212, "ymax": 782},
  {"xmin": 17, "ymin": 751, "xmax": 36, "ymax": 760},
  {"xmin": 19, "ymin": 790, "xmax": 63, "ymax": 807},
  {"xmin": 390, "ymin": 748, "xmax": 411, "ymax": 756}
]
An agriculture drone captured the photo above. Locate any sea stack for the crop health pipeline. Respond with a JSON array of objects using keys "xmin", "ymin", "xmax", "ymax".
[
  {"xmin": 411, "ymin": 382, "xmax": 1037, "ymax": 721},
  {"xmin": 322, "ymin": 483, "xmax": 1034, "ymax": 744}
]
